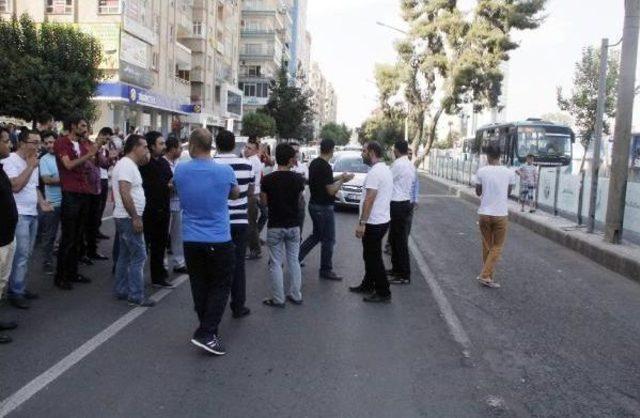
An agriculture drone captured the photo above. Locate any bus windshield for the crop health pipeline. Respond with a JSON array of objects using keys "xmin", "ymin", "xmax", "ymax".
[{"xmin": 517, "ymin": 126, "xmax": 572, "ymax": 159}]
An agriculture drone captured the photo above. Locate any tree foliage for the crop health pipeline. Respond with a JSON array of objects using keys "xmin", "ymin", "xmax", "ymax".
[
  {"xmin": 260, "ymin": 62, "xmax": 314, "ymax": 140},
  {"xmin": 320, "ymin": 122, "xmax": 351, "ymax": 145},
  {"xmin": 557, "ymin": 45, "xmax": 619, "ymax": 148},
  {"xmin": 358, "ymin": 106, "xmax": 407, "ymax": 149},
  {"xmin": 241, "ymin": 111, "xmax": 276, "ymax": 138},
  {"xmin": 372, "ymin": 0, "xmax": 547, "ymax": 165},
  {"xmin": 0, "ymin": 14, "xmax": 102, "ymax": 125}
]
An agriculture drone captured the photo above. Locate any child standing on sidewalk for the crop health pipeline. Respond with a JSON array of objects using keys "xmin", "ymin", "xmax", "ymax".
[{"xmin": 516, "ymin": 154, "xmax": 538, "ymax": 213}]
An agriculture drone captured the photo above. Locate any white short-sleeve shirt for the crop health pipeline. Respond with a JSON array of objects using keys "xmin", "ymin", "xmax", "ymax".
[
  {"xmin": 391, "ymin": 155, "xmax": 416, "ymax": 202},
  {"xmin": 248, "ymin": 155, "xmax": 263, "ymax": 195},
  {"xmin": 112, "ymin": 156, "xmax": 146, "ymax": 219},
  {"xmin": 360, "ymin": 162, "xmax": 393, "ymax": 225},
  {"xmin": 474, "ymin": 165, "xmax": 517, "ymax": 216},
  {"xmin": 1, "ymin": 153, "xmax": 39, "ymax": 216}
]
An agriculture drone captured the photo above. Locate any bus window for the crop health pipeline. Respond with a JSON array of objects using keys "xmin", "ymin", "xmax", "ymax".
[{"xmin": 517, "ymin": 126, "xmax": 572, "ymax": 159}]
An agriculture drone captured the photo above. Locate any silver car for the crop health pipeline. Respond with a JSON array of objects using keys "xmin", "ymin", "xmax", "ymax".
[{"xmin": 332, "ymin": 152, "xmax": 370, "ymax": 208}]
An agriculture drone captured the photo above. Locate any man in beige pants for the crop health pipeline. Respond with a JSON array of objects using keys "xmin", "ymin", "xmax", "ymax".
[
  {"xmin": 474, "ymin": 145, "xmax": 516, "ymax": 288},
  {"xmin": 0, "ymin": 126, "xmax": 19, "ymax": 343}
]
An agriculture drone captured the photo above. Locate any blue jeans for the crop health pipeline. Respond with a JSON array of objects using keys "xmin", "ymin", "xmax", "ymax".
[
  {"xmin": 39, "ymin": 206, "xmax": 61, "ymax": 265},
  {"xmin": 267, "ymin": 227, "xmax": 302, "ymax": 303},
  {"xmin": 8, "ymin": 215, "xmax": 38, "ymax": 297},
  {"xmin": 114, "ymin": 218, "xmax": 147, "ymax": 303},
  {"xmin": 299, "ymin": 204, "xmax": 335, "ymax": 273}
]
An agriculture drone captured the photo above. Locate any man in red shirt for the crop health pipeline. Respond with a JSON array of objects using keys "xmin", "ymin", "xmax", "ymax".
[{"xmin": 53, "ymin": 116, "xmax": 104, "ymax": 290}]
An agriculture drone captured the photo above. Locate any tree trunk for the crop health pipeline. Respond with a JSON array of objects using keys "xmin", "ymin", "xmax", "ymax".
[{"xmin": 414, "ymin": 107, "xmax": 444, "ymax": 168}]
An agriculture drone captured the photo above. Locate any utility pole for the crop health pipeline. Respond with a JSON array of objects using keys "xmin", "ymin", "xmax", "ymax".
[
  {"xmin": 604, "ymin": 0, "xmax": 640, "ymax": 243},
  {"xmin": 587, "ymin": 38, "xmax": 609, "ymax": 233}
]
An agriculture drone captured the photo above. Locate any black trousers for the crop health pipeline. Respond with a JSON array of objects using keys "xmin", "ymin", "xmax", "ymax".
[
  {"xmin": 390, "ymin": 200, "xmax": 412, "ymax": 279},
  {"xmin": 97, "ymin": 178, "xmax": 109, "ymax": 231},
  {"xmin": 55, "ymin": 192, "xmax": 91, "ymax": 284},
  {"xmin": 360, "ymin": 222, "xmax": 390, "ymax": 296},
  {"xmin": 81, "ymin": 192, "xmax": 102, "ymax": 256},
  {"xmin": 230, "ymin": 224, "xmax": 248, "ymax": 313},
  {"xmin": 143, "ymin": 208, "xmax": 170, "ymax": 283},
  {"xmin": 184, "ymin": 241, "xmax": 235, "ymax": 339}
]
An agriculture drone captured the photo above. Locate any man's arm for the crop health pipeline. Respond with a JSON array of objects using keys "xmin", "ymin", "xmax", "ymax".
[
  {"xmin": 37, "ymin": 189, "xmax": 53, "ymax": 212},
  {"xmin": 229, "ymin": 184, "xmax": 240, "ymax": 200},
  {"xmin": 326, "ymin": 173, "xmax": 354, "ymax": 196},
  {"xmin": 355, "ymin": 188, "xmax": 377, "ymax": 238},
  {"xmin": 9, "ymin": 154, "xmax": 39, "ymax": 192},
  {"xmin": 58, "ymin": 140, "xmax": 101, "ymax": 171},
  {"xmin": 475, "ymin": 184, "xmax": 482, "ymax": 197}
]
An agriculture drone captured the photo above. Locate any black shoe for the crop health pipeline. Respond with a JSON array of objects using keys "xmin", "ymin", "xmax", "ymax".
[
  {"xmin": 24, "ymin": 290, "xmax": 39, "ymax": 300},
  {"xmin": 161, "ymin": 269, "xmax": 169, "ymax": 279},
  {"xmin": 246, "ymin": 251, "xmax": 262, "ymax": 260},
  {"xmin": 191, "ymin": 334, "xmax": 226, "ymax": 355},
  {"xmin": 0, "ymin": 334, "xmax": 12, "ymax": 344},
  {"xmin": 55, "ymin": 280, "xmax": 73, "ymax": 290},
  {"xmin": 128, "ymin": 299, "xmax": 156, "ymax": 307},
  {"xmin": 349, "ymin": 285, "xmax": 374, "ymax": 294},
  {"xmin": 0, "ymin": 320, "xmax": 17, "ymax": 331},
  {"xmin": 262, "ymin": 298, "xmax": 285, "ymax": 308},
  {"xmin": 389, "ymin": 277, "xmax": 410, "ymax": 285},
  {"xmin": 152, "ymin": 280, "xmax": 175, "ymax": 289},
  {"xmin": 115, "ymin": 294, "xmax": 127, "ymax": 301},
  {"xmin": 173, "ymin": 266, "xmax": 188, "ymax": 274},
  {"xmin": 320, "ymin": 271, "xmax": 343, "ymax": 281},
  {"xmin": 96, "ymin": 231, "xmax": 109, "ymax": 240},
  {"xmin": 87, "ymin": 252, "xmax": 109, "ymax": 261},
  {"xmin": 71, "ymin": 274, "xmax": 92, "ymax": 284},
  {"xmin": 9, "ymin": 298, "xmax": 29, "ymax": 310},
  {"xmin": 363, "ymin": 292, "xmax": 391, "ymax": 303},
  {"xmin": 232, "ymin": 306, "xmax": 251, "ymax": 318},
  {"xmin": 79, "ymin": 256, "xmax": 94, "ymax": 266},
  {"xmin": 286, "ymin": 295, "xmax": 303, "ymax": 305}
]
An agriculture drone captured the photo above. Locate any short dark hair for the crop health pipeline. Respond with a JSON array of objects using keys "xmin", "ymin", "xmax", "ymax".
[
  {"xmin": 365, "ymin": 141, "xmax": 383, "ymax": 158},
  {"xmin": 485, "ymin": 144, "xmax": 501, "ymax": 160},
  {"xmin": 275, "ymin": 143, "xmax": 296, "ymax": 166},
  {"xmin": 18, "ymin": 129, "xmax": 39, "ymax": 143},
  {"xmin": 215, "ymin": 129, "xmax": 235, "ymax": 152},
  {"xmin": 394, "ymin": 140, "xmax": 409, "ymax": 155},
  {"xmin": 166, "ymin": 137, "xmax": 180, "ymax": 152},
  {"xmin": 37, "ymin": 112, "xmax": 52, "ymax": 125},
  {"xmin": 64, "ymin": 115, "xmax": 86, "ymax": 131},
  {"xmin": 124, "ymin": 134, "xmax": 145, "ymax": 155},
  {"xmin": 40, "ymin": 130, "xmax": 57, "ymax": 141},
  {"xmin": 320, "ymin": 139, "xmax": 335, "ymax": 154},
  {"xmin": 145, "ymin": 131, "xmax": 164, "ymax": 148},
  {"xmin": 526, "ymin": 153, "xmax": 535, "ymax": 159},
  {"xmin": 99, "ymin": 127, "xmax": 114, "ymax": 137},
  {"xmin": 248, "ymin": 135, "xmax": 258, "ymax": 143}
]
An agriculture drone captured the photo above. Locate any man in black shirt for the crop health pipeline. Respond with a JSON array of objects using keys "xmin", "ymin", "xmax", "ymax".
[
  {"xmin": 299, "ymin": 139, "xmax": 353, "ymax": 281},
  {"xmin": 261, "ymin": 143, "xmax": 305, "ymax": 307},
  {"xmin": 139, "ymin": 131, "xmax": 173, "ymax": 288},
  {"xmin": 0, "ymin": 126, "xmax": 19, "ymax": 343}
]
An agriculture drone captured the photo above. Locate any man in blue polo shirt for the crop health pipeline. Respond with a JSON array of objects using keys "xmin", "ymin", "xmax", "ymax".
[{"xmin": 174, "ymin": 128, "xmax": 239, "ymax": 356}]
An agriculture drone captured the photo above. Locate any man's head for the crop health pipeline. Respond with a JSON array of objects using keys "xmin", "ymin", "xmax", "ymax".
[
  {"xmin": 215, "ymin": 129, "xmax": 235, "ymax": 153},
  {"xmin": 38, "ymin": 113, "xmax": 54, "ymax": 131},
  {"xmin": 362, "ymin": 141, "xmax": 383, "ymax": 166},
  {"xmin": 64, "ymin": 115, "xmax": 88, "ymax": 139},
  {"xmin": 145, "ymin": 131, "xmax": 166, "ymax": 158},
  {"xmin": 393, "ymin": 140, "xmax": 409, "ymax": 159},
  {"xmin": 165, "ymin": 137, "xmax": 182, "ymax": 160},
  {"xmin": 526, "ymin": 153, "xmax": 535, "ymax": 164},
  {"xmin": 123, "ymin": 134, "xmax": 149, "ymax": 165},
  {"xmin": 41, "ymin": 131, "xmax": 57, "ymax": 155},
  {"xmin": 244, "ymin": 136, "xmax": 259, "ymax": 158},
  {"xmin": 0, "ymin": 126, "xmax": 11, "ymax": 158},
  {"xmin": 189, "ymin": 128, "xmax": 213, "ymax": 158},
  {"xmin": 275, "ymin": 143, "xmax": 296, "ymax": 168},
  {"xmin": 408, "ymin": 147, "xmax": 414, "ymax": 161},
  {"xmin": 18, "ymin": 129, "xmax": 41, "ymax": 155},
  {"xmin": 320, "ymin": 138, "xmax": 335, "ymax": 158},
  {"xmin": 97, "ymin": 127, "xmax": 114, "ymax": 142},
  {"xmin": 290, "ymin": 141, "xmax": 301, "ymax": 162},
  {"xmin": 485, "ymin": 144, "xmax": 501, "ymax": 163}
]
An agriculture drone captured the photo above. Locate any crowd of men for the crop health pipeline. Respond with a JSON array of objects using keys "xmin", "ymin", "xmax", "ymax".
[{"xmin": 0, "ymin": 114, "xmax": 430, "ymax": 355}]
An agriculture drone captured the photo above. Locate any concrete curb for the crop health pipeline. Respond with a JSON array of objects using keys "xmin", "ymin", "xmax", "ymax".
[{"xmin": 421, "ymin": 171, "xmax": 640, "ymax": 283}]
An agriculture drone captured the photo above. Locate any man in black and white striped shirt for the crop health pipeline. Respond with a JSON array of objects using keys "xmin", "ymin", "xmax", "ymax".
[{"xmin": 214, "ymin": 130, "xmax": 254, "ymax": 318}]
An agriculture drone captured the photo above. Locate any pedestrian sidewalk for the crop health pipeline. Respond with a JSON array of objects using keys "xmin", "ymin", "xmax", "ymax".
[{"xmin": 421, "ymin": 170, "xmax": 640, "ymax": 283}]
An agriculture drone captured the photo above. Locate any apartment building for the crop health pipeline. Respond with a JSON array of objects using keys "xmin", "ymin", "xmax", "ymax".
[
  {"xmin": 309, "ymin": 61, "xmax": 337, "ymax": 135},
  {"xmin": 239, "ymin": 0, "xmax": 292, "ymax": 113}
]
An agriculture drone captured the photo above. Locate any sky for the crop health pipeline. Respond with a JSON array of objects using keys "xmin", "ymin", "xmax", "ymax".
[{"xmin": 307, "ymin": 0, "xmax": 625, "ymax": 129}]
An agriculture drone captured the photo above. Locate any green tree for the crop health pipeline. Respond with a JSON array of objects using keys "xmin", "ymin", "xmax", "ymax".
[
  {"xmin": 358, "ymin": 106, "xmax": 406, "ymax": 149},
  {"xmin": 320, "ymin": 122, "xmax": 351, "ymax": 145},
  {"xmin": 0, "ymin": 14, "xmax": 102, "ymax": 125},
  {"xmin": 241, "ymin": 111, "xmax": 276, "ymax": 138},
  {"xmin": 375, "ymin": 0, "xmax": 547, "ymax": 166},
  {"xmin": 260, "ymin": 62, "xmax": 314, "ymax": 139}
]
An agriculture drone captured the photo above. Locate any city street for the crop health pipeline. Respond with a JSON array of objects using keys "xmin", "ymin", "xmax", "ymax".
[{"xmin": 1, "ymin": 175, "xmax": 640, "ymax": 417}]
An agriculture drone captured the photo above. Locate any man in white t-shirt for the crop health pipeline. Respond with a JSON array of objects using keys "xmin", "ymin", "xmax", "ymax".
[
  {"xmin": 291, "ymin": 142, "xmax": 309, "ymax": 237},
  {"xmin": 349, "ymin": 141, "xmax": 394, "ymax": 303},
  {"xmin": 473, "ymin": 145, "xmax": 517, "ymax": 288},
  {"xmin": 2, "ymin": 130, "xmax": 52, "ymax": 309},
  {"xmin": 244, "ymin": 137, "xmax": 265, "ymax": 259},
  {"xmin": 111, "ymin": 134, "xmax": 154, "ymax": 307}
]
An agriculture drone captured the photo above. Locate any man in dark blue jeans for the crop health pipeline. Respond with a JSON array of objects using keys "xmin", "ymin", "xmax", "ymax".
[{"xmin": 299, "ymin": 139, "xmax": 353, "ymax": 281}]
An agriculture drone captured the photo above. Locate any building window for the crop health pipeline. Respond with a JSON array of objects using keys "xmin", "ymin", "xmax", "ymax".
[
  {"xmin": 245, "ymin": 43, "xmax": 262, "ymax": 55},
  {"xmin": 243, "ymin": 83, "xmax": 256, "ymax": 97},
  {"xmin": 215, "ymin": 85, "xmax": 221, "ymax": 104},
  {"xmin": 0, "ymin": 0, "xmax": 11, "ymax": 13},
  {"xmin": 151, "ymin": 51, "xmax": 159, "ymax": 71},
  {"xmin": 98, "ymin": 0, "xmax": 121, "ymax": 14},
  {"xmin": 193, "ymin": 21, "xmax": 202, "ymax": 36},
  {"xmin": 248, "ymin": 66, "xmax": 261, "ymax": 77},
  {"xmin": 46, "ymin": 0, "xmax": 73, "ymax": 14},
  {"xmin": 257, "ymin": 83, "xmax": 269, "ymax": 98}
]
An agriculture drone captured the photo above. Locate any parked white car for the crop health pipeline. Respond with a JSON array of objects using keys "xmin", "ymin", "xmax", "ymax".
[{"xmin": 331, "ymin": 151, "xmax": 370, "ymax": 209}]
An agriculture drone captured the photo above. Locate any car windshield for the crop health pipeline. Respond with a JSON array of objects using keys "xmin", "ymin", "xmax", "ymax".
[
  {"xmin": 517, "ymin": 127, "xmax": 572, "ymax": 158},
  {"xmin": 333, "ymin": 157, "xmax": 369, "ymax": 173}
]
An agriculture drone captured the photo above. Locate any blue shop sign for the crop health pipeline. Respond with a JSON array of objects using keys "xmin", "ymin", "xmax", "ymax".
[{"xmin": 96, "ymin": 83, "xmax": 189, "ymax": 115}]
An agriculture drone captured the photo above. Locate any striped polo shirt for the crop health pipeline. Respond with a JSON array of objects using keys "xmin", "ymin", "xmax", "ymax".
[{"xmin": 214, "ymin": 153, "xmax": 255, "ymax": 224}]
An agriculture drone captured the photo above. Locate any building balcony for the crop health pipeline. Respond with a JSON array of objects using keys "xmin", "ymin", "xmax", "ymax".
[
  {"xmin": 240, "ymin": 47, "xmax": 277, "ymax": 60},
  {"xmin": 243, "ymin": 96, "xmax": 269, "ymax": 107},
  {"xmin": 174, "ymin": 77, "xmax": 192, "ymax": 101},
  {"xmin": 175, "ymin": 42, "xmax": 193, "ymax": 71},
  {"xmin": 190, "ymin": 67, "xmax": 205, "ymax": 83},
  {"xmin": 241, "ymin": 29, "xmax": 277, "ymax": 38}
]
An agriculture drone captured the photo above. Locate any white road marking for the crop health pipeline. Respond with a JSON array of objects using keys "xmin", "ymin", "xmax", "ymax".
[
  {"xmin": 0, "ymin": 275, "xmax": 189, "ymax": 417},
  {"xmin": 409, "ymin": 236, "xmax": 472, "ymax": 358}
]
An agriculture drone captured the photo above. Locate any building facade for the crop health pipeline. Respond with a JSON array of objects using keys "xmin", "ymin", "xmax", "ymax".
[{"xmin": 309, "ymin": 61, "xmax": 337, "ymax": 136}]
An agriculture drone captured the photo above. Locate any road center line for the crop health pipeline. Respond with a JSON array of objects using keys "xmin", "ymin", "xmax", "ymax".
[
  {"xmin": 0, "ymin": 275, "xmax": 189, "ymax": 417},
  {"xmin": 409, "ymin": 236, "xmax": 472, "ymax": 358}
]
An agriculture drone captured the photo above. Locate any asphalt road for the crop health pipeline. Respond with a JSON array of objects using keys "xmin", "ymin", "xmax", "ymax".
[{"xmin": 1, "ymin": 176, "xmax": 639, "ymax": 417}]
